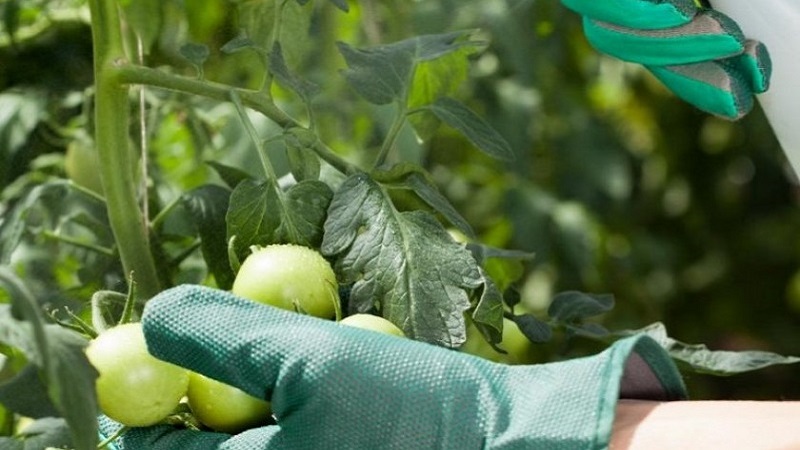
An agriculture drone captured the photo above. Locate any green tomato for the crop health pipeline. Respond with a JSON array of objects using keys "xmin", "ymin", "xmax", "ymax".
[
  {"xmin": 187, "ymin": 372, "xmax": 272, "ymax": 434},
  {"xmin": 340, "ymin": 313, "xmax": 405, "ymax": 337},
  {"xmin": 232, "ymin": 244, "xmax": 339, "ymax": 319},
  {"xmin": 64, "ymin": 137, "xmax": 104, "ymax": 194},
  {"xmin": 460, "ymin": 317, "xmax": 534, "ymax": 365},
  {"xmin": 85, "ymin": 323, "xmax": 189, "ymax": 427}
]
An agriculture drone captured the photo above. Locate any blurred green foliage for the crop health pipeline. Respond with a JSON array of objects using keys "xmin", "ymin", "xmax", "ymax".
[{"xmin": 2, "ymin": 0, "xmax": 799, "ymax": 399}]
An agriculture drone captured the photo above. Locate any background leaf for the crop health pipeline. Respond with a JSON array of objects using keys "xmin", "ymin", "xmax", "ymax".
[
  {"xmin": 182, "ymin": 185, "xmax": 235, "ymax": 289},
  {"xmin": 623, "ymin": 322, "xmax": 800, "ymax": 376},
  {"xmin": 427, "ymin": 97, "xmax": 514, "ymax": 161},
  {"xmin": 337, "ymin": 31, "xmax": 481, "ymax": 106},
  {"xmin": 0, "ymin": 269, "xmax": 97, "ymax": 450},
  {"xmin": 322, "ymin": 173, "xmax": 483, "ymax": 347},
  {"xmin": 548, "ymin": 290, "xmax": 615, "ymax": 323}
]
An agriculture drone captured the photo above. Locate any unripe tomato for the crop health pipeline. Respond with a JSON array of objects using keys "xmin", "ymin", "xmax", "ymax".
[
  {"xmin": 85, "ymin": 323, "xmax": 189, "ymax": 427},
  {"xmin": 187, "ymin": 372, "xmax": 272, "ymax": 434},
  {"xmin": 231, "ymin": 244, "xmax": 339, "ymax": 319},
  {"xmin": 340, "ymin": 313, "xmax": 405, "ymax": 337},
  {"xmin": 64, "ymin": 137, "xmax": 103, "ymax": 194},
  {"xmin": 460, "ymin": 317, "xmax": 534, "ymax": 365}
]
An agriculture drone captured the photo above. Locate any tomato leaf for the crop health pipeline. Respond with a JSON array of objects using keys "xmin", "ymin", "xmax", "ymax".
[
  {"xmin": 285, "ymin": 134, "xmax": 321, "ymax": 182},
  {"xmin": 337, "ymin": 31, "xmax": 479, "ymax": 106},
  {"xmin": 427, "ymin": 97, "xmax": 514, "ymax": 161},
  {"xmin": 408, "ymin": 37, "xmax": 484, "ymax": 141},
  {"xmin": 0, "ymin": 363, "xmax": 58, "ymax": 418},
  {"xmin": 182, "ymin": 185, "xmax": 235, "ymax": 289},
  {"xmin": 0, "ymin": 269, "xmax": 98, "ymax": 450},
  {"xmin": 321, "ymin": 173, "xmax": 483, "ymax": 347},
  {"xmin": 227, "ymin": 179, "xmax": 333, "ymax": 260},
  {"xmin": 269, "ymin": 42, "xmax": 320, "ymax": 101},
  {"xmin": 620, "ymin": 322, "xmax": 800, "ymax": 376},
  {"xmin": 206, "ymin": 161, "xmax": 252, "ymax": 189},
  {"xmin": 372, "ymin": 163, "xmax": 474, "ymax": 239},
  {"xmin": 7, "ymin": 417, "xmax": 71, "ymax": 449},
  {"xmin": 511, "ymin": 314, "xmax": 553, "ymax": 344},
  {"xmin": 470, "ymin": 268, "xmax": 504, "ymax": 346},
  {"xmin": 548, "ymin": 291, "xmax": 615, "ymax": 323}
]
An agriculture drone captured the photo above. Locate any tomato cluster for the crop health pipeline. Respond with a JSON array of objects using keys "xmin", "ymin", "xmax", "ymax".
[{"xmin": 86, "ymin": 244, "xmax": 409, "ymax": 433}]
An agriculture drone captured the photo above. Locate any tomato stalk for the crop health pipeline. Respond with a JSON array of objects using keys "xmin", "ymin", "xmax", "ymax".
[{"xmin": 88, "ymin": 0, "xmax": 161, "ymax": 300}]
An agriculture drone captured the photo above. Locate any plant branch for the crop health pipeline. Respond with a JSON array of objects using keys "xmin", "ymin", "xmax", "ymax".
[{"xmin": 114, "ymin": 64, "xmax": 357, "ymax": 175}]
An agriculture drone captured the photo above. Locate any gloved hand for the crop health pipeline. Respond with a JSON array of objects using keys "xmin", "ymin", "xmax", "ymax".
[
  {"xmin": 100, "ymin": 285, "xmax": 686, "ymax": 449},
  {"xmin": 562, "ymin": 0, "xmax": 772, "ymax": 120}
]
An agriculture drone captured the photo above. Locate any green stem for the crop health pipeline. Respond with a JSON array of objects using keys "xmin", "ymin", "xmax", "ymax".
[
  {"xmin": 115, "ymin": 64, "xmax": 295, "ymax": 127},
  {"xmin": 230, "ymin": 91, "xmax": 280, "ymax": 183},
  {"xmin": 89, "ymin": 0, "xmax": 161, "ymax": 301}
]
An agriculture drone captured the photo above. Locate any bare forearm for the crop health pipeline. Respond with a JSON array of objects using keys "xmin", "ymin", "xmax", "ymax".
[{"xmin": 612, "ymin": 400, "xmax": 800, "ymax": 450}]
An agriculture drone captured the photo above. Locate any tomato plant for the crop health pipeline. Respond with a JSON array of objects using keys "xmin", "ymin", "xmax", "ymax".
[
  {"xmin": 1, "ymin": 0, "xmax": 799, "ymax": 448},
  {"xmin": 85, "ymin": 323, "xmax": 189, "ymax": 427},
  {"xmin": 186, "ymin": 372, "xmax": 272, "ymax": 434},
  {"xmin": 232, "ymin": 244, "xmax": 340, "ymax": 319}
]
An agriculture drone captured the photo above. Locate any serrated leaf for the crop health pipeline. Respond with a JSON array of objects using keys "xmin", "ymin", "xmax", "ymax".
[
  {"xmin": 548, "ymin": 291, "xmax": 614, "ymax": 323},
  {"xmin": 321, "ymin": 173, "xmax": 482, "ymax": 347},
  {"xmin": 179, "ymin": 42, "xmax": 210, "ymax": 67},
  {"xmin": 285, "ymin": 135, "xmax": 321, "ymax": 182},
  {"xmin": 408, "ymin": 40, "xmax": 483, "ymax": 141},
  {"xmin": 372, "ymin": 163, "xmax": 474, "ymax": 238},
  {"xmin": 182, "ymin": 185, "xmax": 235, "ymax": 289},
  {"xmin": 336, "ymin": 41, "xmax": 412, "ymax": 105},
  {"xmin": 227, "ymin": 179, "xmax": 333, "ymax": 260},
  {"xmin": 269, "ymin": 42, "xmax": 320, "ymax": 100},
  {"xmin": 623, "ymin": 322, "xmax": 800, "ymax": 376},
  {"xmin": 470, "ymin": 268, "xmax": 504, "ymax": 346},
  {"xmin": 0, "ymin": 269, "xmax": 98, "ymax": 450},
  {"xmin": 337, "ymin": 31, "xmax": 479, "ymax": 105},
  {"xmin": 206, "ymin": 161, "xmax": 252, "ymax": 189},
  {"xmin": 427, "ymin": 97, "xmax": 514, "ymax": 161},
  {"xmin": 511, "ymin": 314, "xmax": 552, "ymax": 344}
]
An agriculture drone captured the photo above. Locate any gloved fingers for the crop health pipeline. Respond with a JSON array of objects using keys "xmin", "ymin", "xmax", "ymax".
[
  {"xmin": 583, "ymin": 9, "xmax": 745, "ymax": 66},
  {"xmin": 731, "ymin": 40, "xmax": 771, "ymax": 94},
  {"xmin": 647, "ymin": 60, "xmax": 754, "ymax": 120},
  {"xmin": 561, "ymin": 0, "xmax": 698, "ymax": 30},
  {"xmin": 140, "ymin": 285, "xmax": 323, "ymax": 407},
  {"xmin": 114, "ymin": 424, "xmax": 282, "ymax": 450}
]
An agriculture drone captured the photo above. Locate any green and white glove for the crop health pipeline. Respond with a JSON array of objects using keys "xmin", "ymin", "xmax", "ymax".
[
  {"xmin": 562, "ymin": 0, "xmax": 772, "ymax": 120},
  {"xmin": 101, "ymin": 285, "xmax": 686, "ymax": 449}
]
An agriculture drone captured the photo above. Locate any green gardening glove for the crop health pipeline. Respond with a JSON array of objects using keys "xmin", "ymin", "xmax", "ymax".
[
  {"xmin": 100, "ymin": 285, "xmax": 686, "ymax": 449},
  {"xmin": 562, "ymin": 0, "xmax": 772, "ymax": 120}
]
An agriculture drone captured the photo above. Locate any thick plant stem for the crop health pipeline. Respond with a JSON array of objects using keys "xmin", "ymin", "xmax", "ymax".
[{"xmin": 89, "ymin": 0, "xmax": 161, "ymax": 300}]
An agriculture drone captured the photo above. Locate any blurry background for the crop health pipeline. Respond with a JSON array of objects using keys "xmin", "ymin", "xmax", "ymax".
[{"xmin": 2, "ymin": 0, "xmax": 798, "ymax": 399}]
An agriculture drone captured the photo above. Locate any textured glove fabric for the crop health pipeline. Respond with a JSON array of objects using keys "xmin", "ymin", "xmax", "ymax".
[
  {"xmin": 563, "ymin": 0, "xmax": 771, "ymax": 120},
  {"xmin": 101, "ymin": 285, "xmax": 686, "ymax": 449}
]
